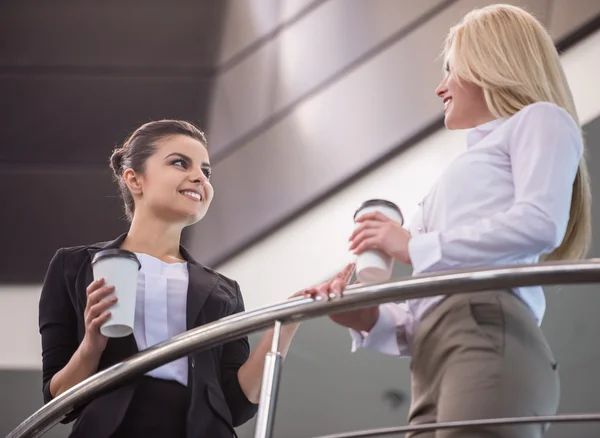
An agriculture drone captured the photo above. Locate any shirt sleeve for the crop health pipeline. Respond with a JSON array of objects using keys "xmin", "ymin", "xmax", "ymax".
[
  {"xmin": 409, "ymin": 102, "xmax": 583, "ymax": 273},
  {"xmin": 349, "ymin": 302, "xmax": 413, "ymax": 356}
]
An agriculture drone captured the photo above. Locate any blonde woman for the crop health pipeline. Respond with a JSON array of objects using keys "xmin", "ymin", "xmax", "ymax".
[{"xmin": 317, "ymin": 4, "xmax": 592, "ymax": 438}]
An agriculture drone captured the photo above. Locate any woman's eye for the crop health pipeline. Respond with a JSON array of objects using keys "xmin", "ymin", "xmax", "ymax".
[
  {"xmin": 172, "ymin": 159, "xmax": 187, "ymax": 168},
  {"xmin": 202, "ymin": 168, "xmax": 212, "ymax": 179}
]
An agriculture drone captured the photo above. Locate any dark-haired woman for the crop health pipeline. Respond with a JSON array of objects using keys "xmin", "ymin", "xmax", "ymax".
[{"xmin": 39, "ymin": 120, "xmax": 355, "ymax": 438}]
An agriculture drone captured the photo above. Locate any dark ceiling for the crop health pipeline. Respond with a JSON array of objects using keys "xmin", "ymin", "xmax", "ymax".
[{"xmin": 0, "ymin": 1, "xmax": 227, "ymax": 283}]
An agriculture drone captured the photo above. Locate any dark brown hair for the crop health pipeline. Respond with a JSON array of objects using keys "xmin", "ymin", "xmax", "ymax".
[{"xmin": 109, "ymin": 120, "xmax": 208, "ymax": 220}]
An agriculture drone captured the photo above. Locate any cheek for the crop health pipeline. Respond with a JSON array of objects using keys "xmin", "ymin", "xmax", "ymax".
[{"xmin": 204, "ymin": 183, "xmax": 215, "ymax": 204}]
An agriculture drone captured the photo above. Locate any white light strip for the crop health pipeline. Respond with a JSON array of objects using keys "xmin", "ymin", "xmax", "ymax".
[
  {"xmin": 218, "ymin": 28, "xmax": 600, "ymax": 311},
  {"xmin": 1, "ymin": 29, "xmax": 599, "ymax": 370}
]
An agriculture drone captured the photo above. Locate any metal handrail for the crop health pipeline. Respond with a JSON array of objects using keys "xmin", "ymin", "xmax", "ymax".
[
  {"xmin": 311, "ymin": 413, "xmax": 600, "ymax": 438},
  {"xmin": 8, "ymin": 260, "xmax": 600, "ymax": 438}
]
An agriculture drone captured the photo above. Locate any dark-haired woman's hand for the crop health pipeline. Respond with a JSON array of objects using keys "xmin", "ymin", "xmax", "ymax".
[
  {"xmin": 299, "ymin": 263, "xmax": 356, "ymax": 300},
  {"xmin": 80, "ymin": 278, "xmax": 117, "ymax": 359}
]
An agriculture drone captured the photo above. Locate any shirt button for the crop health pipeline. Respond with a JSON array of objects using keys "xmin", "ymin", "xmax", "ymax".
[{"xmin": 418, "ymin": 201, "xmax": 422, "ymax": 206}]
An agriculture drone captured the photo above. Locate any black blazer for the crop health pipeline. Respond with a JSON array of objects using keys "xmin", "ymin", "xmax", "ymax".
[{"xmin": 39, "ymin": 234, "xmax": 258, "ymax": 438}]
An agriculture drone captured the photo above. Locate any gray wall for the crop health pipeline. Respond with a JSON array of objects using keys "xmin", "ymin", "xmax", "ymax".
[{"xmin": 4, "ymin": 114, "xmax": 599, "ymax": 438}]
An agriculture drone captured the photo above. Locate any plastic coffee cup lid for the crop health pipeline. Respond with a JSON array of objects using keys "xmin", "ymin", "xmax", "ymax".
[
  {"xmin": 91, "ymin": 249, "xmax": 141, "ymax": 270},
  {"xmin": 353, "ymin": 199, "xmax": 402, "ymax": 221}
]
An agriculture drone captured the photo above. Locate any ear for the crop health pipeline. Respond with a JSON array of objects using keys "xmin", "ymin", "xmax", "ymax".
[{"xmin": 123, "ymin": 168, "xmax": 143, "ymax": 195}]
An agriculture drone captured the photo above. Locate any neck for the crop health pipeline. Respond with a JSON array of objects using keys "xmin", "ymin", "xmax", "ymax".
[
  {"xmin": 474, "ymin": 112, "xmax": 496, "ymax": 127},
  {"xmin": 122, "ymin": 212, "xmax": 184, "ymax": 260}
]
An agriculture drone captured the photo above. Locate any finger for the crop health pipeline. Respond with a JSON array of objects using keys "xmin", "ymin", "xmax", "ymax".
[
  {"xmin": 353, "ymin": 237, "xmax": 380, "ymax": 255},
  {"xmin": 349, "ymin": 220, "xmax": 382, "ymax": 241},
  {"xmin": 355, "ymin": 211, "xmax": 389, "ymax": 223},
  {"xmin": 329, "ymin": 278, "xmax": 345, "ymax": 298},
  {"xmin": 340, "ymin": 263, "xmax": 356, "ymax": 284},
  {"xmin": 90, "ymin": 311, "xmax": 112, "ymax": 332},
  {"xmin": 349, "ymin": 229, "xmax": 377, "ymax": 250},
  {"xmin": 300, "ymin": 288, "xmax": 318, "ymax": 298},
  {"xmin": 316, "ymin": 282, "xmax": 333, "ymax": 300},
  {"xmin": 86, "ymin": 278, "xmax": 105, "ymax": 296},
  {"xmin": 87, "ymin": 285, "xmax": 116, "ymax": 307},
  {"xmin": 88, "ymin": 296, "xmax": 118, "ymax": 320}
]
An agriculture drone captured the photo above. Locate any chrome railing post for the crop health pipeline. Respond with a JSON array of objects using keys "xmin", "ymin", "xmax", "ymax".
[{"xmin": 254, "ymin": 321, "xmax": 283, "ymax": 438}]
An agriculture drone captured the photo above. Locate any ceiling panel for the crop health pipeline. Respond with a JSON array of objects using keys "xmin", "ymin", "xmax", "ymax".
[
  {"xmin": 0, "ymin": 1, "xmax": 225, "ymax": 68},
  {"xmin": 549, "ymin": 0, "xmax": 600, "ymax": 40},
  {"xmin": 0, "ymin": 1, "xmax": 226, "ymax": 283},
  {"xmin": 209, "ymin": 0, "xmax": 450, "ymax": 158},
  {"xmin": 1, "ymin": 170, "xmax": 128, "ymax": 283},
  {"xmin": 1, "ymin": 76, "xmax": 211, "ymax": 165},
  {"xmin": 218, "ymin": 0, "xmax": 324, "ymax": 66}
]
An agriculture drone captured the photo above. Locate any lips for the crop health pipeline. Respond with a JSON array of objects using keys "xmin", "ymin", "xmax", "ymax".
[
  {"xmin": 443, "ymin": 96, "xmax": 452, "ymax": 112},
  {"xmin": 179, "ymin": 190, "xmax": 203, "ymax": 202}
]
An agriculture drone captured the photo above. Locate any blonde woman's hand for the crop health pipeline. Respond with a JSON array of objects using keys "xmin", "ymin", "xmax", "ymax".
[{"xmin": 349, "ymin": 211, "xmax": 412, "ymax": 264}]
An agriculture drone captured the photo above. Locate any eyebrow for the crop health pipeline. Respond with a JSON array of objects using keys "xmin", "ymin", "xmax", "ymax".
[{"xmin": 165, "ymin": 152, "xmax": 211, "ymax": 167}]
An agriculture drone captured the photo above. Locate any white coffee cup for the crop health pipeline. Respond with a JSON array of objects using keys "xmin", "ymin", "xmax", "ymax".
[
  {"xmin": 91, "ymin": 249, "xmax": 141, "ymax": 338},
  {"xmin": 353, "ymin": 199, "xmax": 404, "ymax": 284}
]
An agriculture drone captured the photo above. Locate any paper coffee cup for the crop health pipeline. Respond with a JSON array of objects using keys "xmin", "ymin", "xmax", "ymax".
[
  {"xmin": 353, "ymin": 199, "xmax": 404, "ymax": 284},
  {"xmin": 91, "ymin": 249, "xmax": 141, "ymax": 338}
]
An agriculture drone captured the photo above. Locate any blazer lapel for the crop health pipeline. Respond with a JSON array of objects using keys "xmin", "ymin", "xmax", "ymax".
[{"xmin": 181, "ymin": 247, "xmax": 218, "ymax": 330}]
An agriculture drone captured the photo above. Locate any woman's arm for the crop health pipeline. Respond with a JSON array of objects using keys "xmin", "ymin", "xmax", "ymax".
[
  {"xmin": 237, "ymin": 324, "xmax": 299, "ymax": 404},
  {"xmin": 40, "ymin": 250, "xmax": 115, "ymax": 404},
  {"xmin": 222, "ymin": 264, "xmax": 355, "ymax": 424}
]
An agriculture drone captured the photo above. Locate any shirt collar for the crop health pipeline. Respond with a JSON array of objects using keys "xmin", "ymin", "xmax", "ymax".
[{"xmin": 466, "ymin": 118, "xmax": 505, "ymax": 148}]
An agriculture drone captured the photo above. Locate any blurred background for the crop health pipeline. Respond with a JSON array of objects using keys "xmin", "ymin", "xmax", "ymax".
[{"xmin": 1, "ymin": 1, "xmax": 600, "ymax": 437}]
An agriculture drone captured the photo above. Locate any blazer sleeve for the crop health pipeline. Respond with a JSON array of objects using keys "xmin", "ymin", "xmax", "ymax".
[
  {"xmin": 38, "ymin": 248, "xmax": 81, "ymax": 423},
  {"xmin": 219, "ymin": 282, "xmax": 258, "ymax": 426}
]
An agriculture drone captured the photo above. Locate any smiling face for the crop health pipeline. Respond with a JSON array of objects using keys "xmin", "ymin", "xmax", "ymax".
[
  {"xmin": 435, "ymin": 62, "xmax": 495, "ymax": 130},
  {"xmin": 124, "ymin": 134, "xmax": 214, "ymax": 225}
]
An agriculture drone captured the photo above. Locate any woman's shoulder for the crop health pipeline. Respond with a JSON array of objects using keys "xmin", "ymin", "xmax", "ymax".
[
  {"xmin": 49, "ymin": 237, "xmax": 122, "ymax": 272},
  {"xmin": 201, "ymin": 264, "xmax": 239, "ymax": 292},
  {"xmin": 509, "ymin": 101, "xmax": 579, "ymax": 132}
]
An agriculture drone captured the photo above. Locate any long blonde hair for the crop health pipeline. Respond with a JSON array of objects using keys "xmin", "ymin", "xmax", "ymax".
[{"xmin": 443, "ymin": 4, "xmax": 592, "ymax": 260}]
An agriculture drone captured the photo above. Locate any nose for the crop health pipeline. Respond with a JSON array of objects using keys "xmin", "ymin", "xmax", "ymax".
[
  {"xmin": 190, "ymin": 166, "xmax": 209, "ymax": 185},
  {"xmin": 435, "ymin": 76, "xmax": 448, "ymax": 98}
]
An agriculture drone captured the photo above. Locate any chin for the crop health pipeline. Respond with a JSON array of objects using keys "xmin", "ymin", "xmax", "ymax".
[{"xmin": 444, "ymin": 114, "xmax": 474, "ymax": 130}]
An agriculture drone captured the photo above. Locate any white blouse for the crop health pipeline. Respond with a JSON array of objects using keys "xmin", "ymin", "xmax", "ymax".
[
  {"xmin": 351, "ymin": 102, "xmax": 583, "ymax": 357},
  {"xmin": 134, "ymin": 252, "xmax": 189, "ymax": 385}
]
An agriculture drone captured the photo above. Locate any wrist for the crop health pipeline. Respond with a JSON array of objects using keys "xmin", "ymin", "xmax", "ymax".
[
  {"xmin": 79, "ymin": 338, "xmax": 102, "ymax": 363},
  {"xmin": 355, "ymin": 307, "xmax": 379, "ymax": 332}
]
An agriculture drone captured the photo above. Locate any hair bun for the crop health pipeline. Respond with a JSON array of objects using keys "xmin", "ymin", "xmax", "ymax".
[{"xmin": 110, "ymin": 149, "xmax": 125, "ymax": 177}]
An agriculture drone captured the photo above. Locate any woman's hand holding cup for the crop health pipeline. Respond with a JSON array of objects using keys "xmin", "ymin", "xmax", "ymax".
[
  {"xmin": 350, "ymin": 206, "xmax": 411, "ymax": 268},
  {"xmin": 349, "ymin": 200, "xmax": 407, "ymax": 284},
  {"xmin": 80, "ymin": 278, "xmax": 117, "ymax": 359}
]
